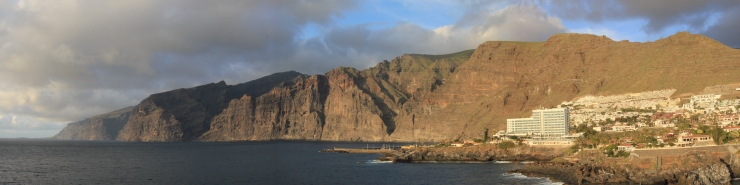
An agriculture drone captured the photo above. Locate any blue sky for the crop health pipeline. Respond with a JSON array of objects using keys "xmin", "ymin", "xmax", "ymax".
[
  {"xmin": 0, "ymin": 0, "xmax": 739, "ymax": 138},
  {"xmin": 333, "ymin": 1, "xmax": 737, "ymax": 44}
]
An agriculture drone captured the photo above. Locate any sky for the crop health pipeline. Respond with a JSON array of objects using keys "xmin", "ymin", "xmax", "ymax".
[{"xmin": 1, "ymin": 0, "xmax": 739, "ymax": 138}]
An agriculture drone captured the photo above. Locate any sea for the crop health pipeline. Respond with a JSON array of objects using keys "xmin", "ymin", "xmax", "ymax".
[{"xmin": 0, "ymin": 139, "xmax": 559, "ymax": 185}]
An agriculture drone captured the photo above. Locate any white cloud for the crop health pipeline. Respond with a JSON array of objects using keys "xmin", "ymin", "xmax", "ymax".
[
  {"xmin": 568, "ymin": 28, "xmax": 624, "ymax": 41},
  {"xmin": 544, "ymin": 0, "xmax": 740, "ymax": 47},
  {"xmin": 307, "ymin": 4, "xmax": 566, "ymax": 70},
  {"xmin": 0, "ymin": 0, "xmax": 357, "ymax": 137}
]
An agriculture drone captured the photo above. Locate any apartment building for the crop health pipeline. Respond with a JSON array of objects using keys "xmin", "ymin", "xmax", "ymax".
[{"xmin": 506, "ymin": 108, "xmax": 569, "ymax": 136}]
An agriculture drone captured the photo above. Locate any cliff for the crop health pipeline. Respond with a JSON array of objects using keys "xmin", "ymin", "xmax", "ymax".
[
  {"xmin": 52, "ymin": 106, "xmax": 133, "ymax": 140},
  {"xmin": 54, "ymin": 32, "xmax": 740, "ymax": 142},
  {"xmin": 116, "ymin": 71, "xmax": 306, "ymax": 142}
]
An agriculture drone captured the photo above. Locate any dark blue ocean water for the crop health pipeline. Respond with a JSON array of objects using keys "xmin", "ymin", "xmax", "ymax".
[{"xmin": 0, "ymin": 139, "xmax": 557, "ymax": 184}]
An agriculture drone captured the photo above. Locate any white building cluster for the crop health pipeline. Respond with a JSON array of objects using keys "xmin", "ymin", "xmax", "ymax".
[{"xmin": 498, "ymin": 86, "xmax": 740, "ymax": 147}]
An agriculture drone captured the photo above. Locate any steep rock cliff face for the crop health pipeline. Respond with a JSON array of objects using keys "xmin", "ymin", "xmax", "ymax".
[
  {"xmin": 54, "ymin": 71, "xmax": 304, "ymax": 141},
  {"xmin": 199, "ymin": 94, "xmax": 258, "ymax": 141},
  {"xmin": 117, "ymin": 81, "xmax": 232, "ymax": 142},
  {"xmin": 52, "ymin": 107, "xmax": 133, "ymax": 140},
  {"xmin": 201, "ymin": 75, "xmax": 328, "ymax": 141},
  {"xmin": 201, "ymin": 69, "xmax": 401, "ymax": 141},
  {"xmin": 319, "ymin": 68, "xmax": 393, "ymax": 141}
]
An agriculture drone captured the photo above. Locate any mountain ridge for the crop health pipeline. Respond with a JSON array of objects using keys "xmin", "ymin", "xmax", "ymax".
[{"xmin": 53, "ymin": 32, "xmax": 740, "ymax": 142}]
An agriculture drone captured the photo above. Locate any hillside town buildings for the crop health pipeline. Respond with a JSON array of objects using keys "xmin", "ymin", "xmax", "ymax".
[
  {"xmin": 497, "ymin": 86, "xmax": 740, "ymax": 148},
  {"xmin": 563, "ymin": 89, "xmax": 740, "ymax": 130}
]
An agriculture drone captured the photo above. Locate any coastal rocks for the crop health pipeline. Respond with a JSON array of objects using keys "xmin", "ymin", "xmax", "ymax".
[
  {"xmin": 678, "ymin": 163, "xmax": 731, "ymax": 185},
  {"xmin": 513, "ymin": 150, "xmax": 734, "ymax": 185},
  {"xmin": 512, "ymin": 162, "xmax": 581, "ymax": 185},
  {"xmin": 514, "ymin": 162, "xmax": 666, "ymax": 185},
  {"xmin": 573, "ymin": 164, "xmax": 630, "ymax": 184},
  {"xmin": 380, "ymin": 146, "xmax": 564, "ymax": 162},
  {"xmin": 389, "ymin": 148, "xmax": 494, "ymax": 162}
]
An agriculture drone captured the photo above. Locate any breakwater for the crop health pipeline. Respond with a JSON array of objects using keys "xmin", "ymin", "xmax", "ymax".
[{"xmin": 321, "ymin": 147, "xmax": 398, "ymax": 154}]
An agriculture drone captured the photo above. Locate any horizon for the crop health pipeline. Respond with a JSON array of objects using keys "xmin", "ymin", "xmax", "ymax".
[{"xmin": 2, "ymin": 0, "xmax": 740, "ymax": 138}]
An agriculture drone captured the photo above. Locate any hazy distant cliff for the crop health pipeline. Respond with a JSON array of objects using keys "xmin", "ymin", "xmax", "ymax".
[
  {"xmin": 53, "ymin": 106, "xmax": 133, "ymax": 140},
  {"xmin": 55, "ymin": 32, "xmax": 740, "ymax": 142},
  {"xmin": 116, "ymin": 71, "xmax": 306, "ymax": 142}
]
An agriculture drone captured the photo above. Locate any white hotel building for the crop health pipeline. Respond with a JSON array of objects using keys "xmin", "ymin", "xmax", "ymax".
[
  {"xmin": 506, "ymin": 108, "xmax": 569, "ymax": 136},
  {"xmin": 504, "ymin": 108, "xmax": 576, "ymax": 145}
]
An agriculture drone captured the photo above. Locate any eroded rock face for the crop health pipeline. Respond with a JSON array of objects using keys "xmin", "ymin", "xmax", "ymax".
[
  {"xmin": 115, "ymin": 71, "xmax": 306, "ymax": 142},
  {"xmin": 201, "ymin": 69, "xmax": 395, "ymax": 141},
  {"xmin": 201, "ymin": 75, "xmax": 328, "ymax": 141},
  {"xmin": 199, "ymin": 95, "xmax": 258, "ymax": 141},
  {"xmin": 319, "ymin": 68, "xmax": 392, "ymax": 141},
  {"xmin": 117, "ymin": 81, "xmax": 231, "ymax": 142}
]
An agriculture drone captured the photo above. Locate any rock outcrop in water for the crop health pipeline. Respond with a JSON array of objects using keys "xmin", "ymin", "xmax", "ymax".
[{"xmin": 55, "ymin": 32, "xmax": 740, "ymax": 142}]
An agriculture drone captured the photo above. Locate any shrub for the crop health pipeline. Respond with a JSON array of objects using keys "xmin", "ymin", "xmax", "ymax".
[
  {"xmin": 615, "ymin": 150, "xmax": 630, "ymax": 157},
  {"xmin": 551, "ymin": 157, "xmax": 568, "ymax": 164},
  {"xmin": 498, "ymin": 141, "xmax": 516, "ymax": 149}
]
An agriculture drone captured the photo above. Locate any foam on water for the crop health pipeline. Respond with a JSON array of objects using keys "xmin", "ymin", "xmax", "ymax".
[
  {"xmin": 364, "ymin": 160, "xmax": 393, "ymax": 164},
  {"xmin": 503, "ymin": 173, "xmax": 563, "ymax": 185}
]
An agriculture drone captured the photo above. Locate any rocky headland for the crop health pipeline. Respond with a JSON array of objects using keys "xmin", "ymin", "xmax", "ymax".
[
  {"xmin": 53, "ymin": 106, "xmax": 133, "ymax": 140},
  {"xmin": 53, "ymin": 32, "xmax": 740, "ymax": 142}
]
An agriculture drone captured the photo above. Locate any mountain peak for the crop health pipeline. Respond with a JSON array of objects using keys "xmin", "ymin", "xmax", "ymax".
[
  {"xmin": 544, "ymin": 33, "xmax": 615, "ymax": 48},
  {"xmin": 655, "ymin": 31, "xmax": 727, "ymax": 49}
]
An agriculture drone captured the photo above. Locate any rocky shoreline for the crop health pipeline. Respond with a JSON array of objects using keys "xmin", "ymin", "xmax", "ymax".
[
  {"xmin": 511, "ymin": 150, "xmax": 733, "ymax": 185},
  {"xmin": 376, "ymin": 145, "xmax": 565, "ymax": 163},
  {"xmin": 512, "ymin": 161, "xmax": 731, "ymax": 185},
  {"xmin": 374, "ymin": 146, "xmax": 738, "ymax": 185}
]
